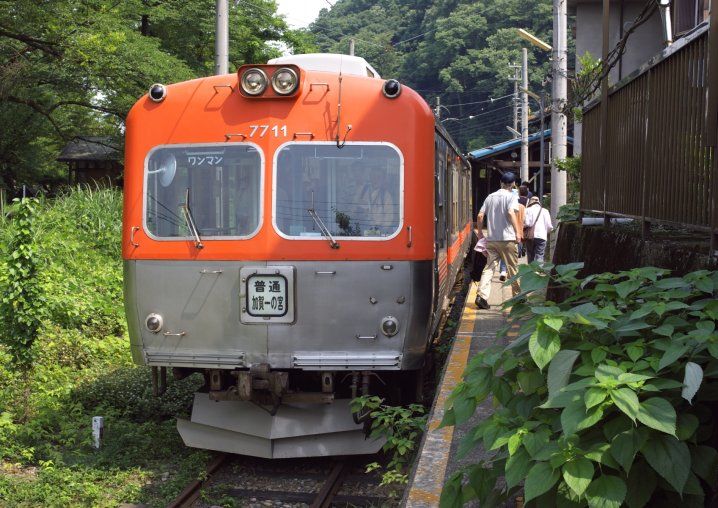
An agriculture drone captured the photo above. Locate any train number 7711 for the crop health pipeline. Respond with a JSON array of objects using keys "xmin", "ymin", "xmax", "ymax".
[{"xmin": 248, "ymin": 125, "xmax": 288, "ymax": 138}]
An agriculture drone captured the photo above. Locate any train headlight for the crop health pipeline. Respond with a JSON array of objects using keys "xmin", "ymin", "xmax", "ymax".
[
  {"xmin": 240, "ymin": 68, "xmax": 268, "ymax": 96},
  {"xmin": 381, "ymin": 316, "xmax": 399, "ymax": 337},
  {"xmin": 382, "ymin": 79, "xmax": 402, "ymax": 99},
  {"xmin": 271, "ymin": 67, "xmax": 299, "ymax": 95},
  {"xmin": 145, "ymin": 313, "xmax": 163, "ymax": 333}
]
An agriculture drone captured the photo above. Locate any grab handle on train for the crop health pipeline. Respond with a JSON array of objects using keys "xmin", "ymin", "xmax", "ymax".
[
  {"xmin": 355, "ymin": 334, "xmax": 377, "ymax": 340},
  {"xmin": 130, "ymin": 226, "xmax": 140, "ymax": 247},
  {"xmin": 406, "ymin": 225, "xmax": 413, "ymax": 248},
  {"xmin": 163, "ymin": 331, "xmax": 186, "ymax": 337}
]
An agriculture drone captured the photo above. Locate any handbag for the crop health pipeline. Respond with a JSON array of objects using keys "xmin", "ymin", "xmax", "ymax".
[{"xmin": 523, "ymin": 206, "xmax": 541, "ymax": 240}]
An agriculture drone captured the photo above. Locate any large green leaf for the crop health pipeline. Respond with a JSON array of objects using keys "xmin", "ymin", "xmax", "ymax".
[
  {"xmin": 636, "ymin": 397, "xmax": 677, "ymax": 436},
  {"xmin": 615, "ymin": 279, "xmax": 642, "ymax": 299},
  {"xmin": 610, "ymin": 387, "xmax": 639, "ymax": 422},
  {"xmin": 524, "ymin": 462, "xmax": 560, "ymax": 503},
  {"xmin": 452, "ymin": 394, "xmax": 476, "ymax": 424},
  {"xmin": 690, "ymin": 445, "xmax": 718, "ymax": 484},
  {"xmin": 585, "ymin": 387, "xmax": 608, "ymax": 409},
  {"xmin": 584, "ymin": 474, "xmax": 627, "ymax": 508},
  {"xmin": 547, "ymin": 349, "xmax": 580, "ymax": 400},
  {"xmin": 561, "ymin": 397, "xmax": 604, "ymax": 435},
  {"xmin": 517, "ymin": 370, "xmax": 544, "ymax": 395},
  {"xmin": 625, "ymin": 461, "xmax": 657, "ymax": 508},
  {"xmin": 585, "ymin": 442, "xmax": 621, "ymax": 469},
  {"xmin": 676, "ymin": 413, "xmax": 699, "ymax": 441},
  {"xmin": 610, "ymin": 429, "xmax": 644, "ymax": 473},
  {"xmin": 543, "ymin": 316, "xmax": 564, "ymax": 332},
  {"xmin": 595, "ymin": 364, "xmax": 624, "ymax": 383},
  {"xmin": 641, "ymin": 435, "xmax": 690, "ymax": 494},
  {"xmin": 681, "ymin": 361, "xmax": 703, "ymax": 404},
  {"xmin": 528, "ymin": 326, "xmax": 561, "ymax": 370},
  {"xmin": 505, "ymin": 447, "xmax": 531, "ymax": 489},
  {"xmin": 657, "ymin": 343, "xmax": 689, "ymax": 371},
  {"xmin": 555, "ymin": 262, "xmax": 585, "ymax": 276},
  {"xmin": 523, "ymin": 427, "xmax": 552, "ymax": 458},
  {"xmin": 562, "ymin": 457, "xmax": 594, "ymax": 497}
]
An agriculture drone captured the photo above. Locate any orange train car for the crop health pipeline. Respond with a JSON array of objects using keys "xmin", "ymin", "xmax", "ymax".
[{"xmin": 123, "ymin": 54, "xmax": 472, "ymax": 458}]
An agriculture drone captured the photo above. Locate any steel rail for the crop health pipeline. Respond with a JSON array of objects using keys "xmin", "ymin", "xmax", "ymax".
[
  {"xmin": 310, "ymin": 461, "xmax": 350, "ymax": 508},
  {"xmin": 166, "ymin": 452, "xmax": 228, "ymax": 508}
]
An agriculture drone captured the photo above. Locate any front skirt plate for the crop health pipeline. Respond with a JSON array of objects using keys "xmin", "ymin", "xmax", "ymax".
[{"xmin": 177, "ymin": 393, "xmax": 384, "ymax": 458}]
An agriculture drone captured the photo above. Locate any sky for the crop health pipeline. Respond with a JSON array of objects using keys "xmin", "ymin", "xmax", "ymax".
[{"xmin": 275, "ymin": 0, "xmax": 329, "ymax": 28}]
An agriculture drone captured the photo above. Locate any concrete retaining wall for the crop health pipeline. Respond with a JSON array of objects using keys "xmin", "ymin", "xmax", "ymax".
[{"xmin": 553, "ymin": 221, "xmax": 715, "ymax": 276}]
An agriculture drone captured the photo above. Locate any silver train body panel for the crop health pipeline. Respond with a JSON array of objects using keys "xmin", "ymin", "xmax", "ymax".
[{"xmin": 124, "ymin": 259, "xmax": 434, "ymax": 370}]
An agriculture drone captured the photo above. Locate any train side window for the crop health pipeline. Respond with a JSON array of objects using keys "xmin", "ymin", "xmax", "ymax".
[
  {"xmin": 144, "ymin": 144, "xmax": 263, "ymax": 240},
  {"xmin": 274, "ymin": 143, "xmax": 403, "ymax": 240}
]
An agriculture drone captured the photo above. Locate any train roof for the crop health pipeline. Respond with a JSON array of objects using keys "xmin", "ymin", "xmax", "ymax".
[{"xmin": 268, "ymin": 53, "xmax": 381, "ymax": 79}]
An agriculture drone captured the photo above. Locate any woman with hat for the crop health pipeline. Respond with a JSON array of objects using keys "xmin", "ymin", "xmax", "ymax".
[{"xmin": 523, "ymin": 196, "xmax": 553, "ymax": 263}]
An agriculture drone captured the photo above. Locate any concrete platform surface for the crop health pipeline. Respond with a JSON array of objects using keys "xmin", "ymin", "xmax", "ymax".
[{"xmin": 404, "ymin": 271, "xmax": 513, "ymax": 507}]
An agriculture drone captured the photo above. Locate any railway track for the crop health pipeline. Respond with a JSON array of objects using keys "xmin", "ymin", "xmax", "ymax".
[{"xmin": 167, "ymin": 454, "xmax": 392, "ymax": 507}]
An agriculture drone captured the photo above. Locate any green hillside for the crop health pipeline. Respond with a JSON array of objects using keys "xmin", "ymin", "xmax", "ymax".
[{"xmin": 310, "ymin": 0, "xmax": 553, "ymax": 151}]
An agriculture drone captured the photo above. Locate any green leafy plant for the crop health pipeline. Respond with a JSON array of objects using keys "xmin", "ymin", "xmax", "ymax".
[
  {"xmin": 352, "ymin": 396, "xmax": 427, "ymax": 487},
  {"xmin": 440, "ymin": 263, "xmax": 718, "ymax": 507},
  {"xmin": 0, "ymin": 197, "xmax": 45, "ymax": 370},
  {"xmin": 556, "ymin": 155, "xmax": 582, "ymax": 206}
]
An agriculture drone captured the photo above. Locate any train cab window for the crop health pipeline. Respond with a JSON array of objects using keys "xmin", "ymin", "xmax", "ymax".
[
  {"xmin": 144, "ymin": 144, "xmax": 262, "ymax": 239},
  {"xmin": 274, "ymin": 143, "xmax": 402, "ymax": 239}
]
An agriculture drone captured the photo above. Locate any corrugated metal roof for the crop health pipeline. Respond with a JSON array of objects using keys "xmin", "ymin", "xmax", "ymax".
[
  {"xmin": 468, "ymin": 129, "xmax": 573, "ymax": 161},
  {"xmin": 57, "ymin": 136, "xmax": 121, "ymax": 162}
]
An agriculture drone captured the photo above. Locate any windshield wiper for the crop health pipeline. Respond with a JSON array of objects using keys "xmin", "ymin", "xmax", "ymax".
[
  {"xmin": 181, "ymin": 187, "xmax": 204, "ymax": 250},
  {"xmin": 307, "ymin": 207, "xmax": 339, "ymax": 249}
]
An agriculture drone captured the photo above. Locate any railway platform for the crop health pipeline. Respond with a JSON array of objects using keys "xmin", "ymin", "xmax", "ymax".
[{"xmin": 404, "ymin": 272, "xmax": 514, "ymax": 507}]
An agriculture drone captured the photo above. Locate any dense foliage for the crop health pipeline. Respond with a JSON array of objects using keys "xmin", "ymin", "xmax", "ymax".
[
  {"xmin": 0, "ymin": 0, "xmax": 315, "ymax": 190},
  {"xmin": 0, "ymin": 187, "xmax": 207, "ymax": 507},
  {"xmin": 441, "ymin": 263, "xmax": 718, "ymax": 507},
  {"xmin": 0, "ymin": 198, "xmax": 44, "ymax": 370},
  {"xmin": 310, "ymin": 0, "xmax": 553, "ymax": 150}
]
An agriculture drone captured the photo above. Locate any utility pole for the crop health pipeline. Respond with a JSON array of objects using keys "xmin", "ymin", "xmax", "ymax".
[
  {"xmin": 521, "ymin": 48, "xmax": 529, "ymax": 183},
  {"xmin": 509, "ymin": 63, "xmax": 521, "ymax": 137},
  {"xmin": 539, "ymin": 89, "xmax": 546, "ymax": 199},
  {"xmin": 349, "ymin": 38, "xmax": 355, "ymax": 56},
  {"xmin": 214, "ymin": 0, "xmax": 229, "ymax": 75},
  {"xmin": 551, "ymin": 0, "xmax": 568, "ymax": 221},
  {"xmin": 435, "ymin": 97, "xmax": 441, "ymax": 120}
]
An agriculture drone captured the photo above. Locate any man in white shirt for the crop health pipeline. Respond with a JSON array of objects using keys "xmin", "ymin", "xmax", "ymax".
[
  {"xmin": 523, "ymin": 196, "xmax": 553, "ymax": 263},
  {"xmin": 475, "ymin": 172, "xmax": 523, "ymax": 309}
]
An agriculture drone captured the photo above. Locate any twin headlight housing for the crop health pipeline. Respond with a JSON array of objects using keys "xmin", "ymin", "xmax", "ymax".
[{"xmin": 239, "ymin": 66, "xmax": 299, "ymax": 97}]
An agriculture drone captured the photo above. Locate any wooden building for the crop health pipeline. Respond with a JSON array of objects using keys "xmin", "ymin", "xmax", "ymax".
[{"xmin": 57, "ymin": 136, "xmax": 123, "ymax": 186}]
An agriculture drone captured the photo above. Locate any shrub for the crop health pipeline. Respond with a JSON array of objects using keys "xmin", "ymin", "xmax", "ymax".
[
  {"xmin": 352, "ymin": 395, "xmax": 426, "ymax": 487},
  {"xmin": 441, "ymin": 263, "xmax": 718, "ymax": 507},
  {"xmin": 0, "ymin": 197, "xmax": 45, "ymax": 370}
]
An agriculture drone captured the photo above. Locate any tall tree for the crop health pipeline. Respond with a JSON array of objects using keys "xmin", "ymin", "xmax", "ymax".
[{"xmin": 0, "ymin": 0, "xmax": 315, "ymax": 189}]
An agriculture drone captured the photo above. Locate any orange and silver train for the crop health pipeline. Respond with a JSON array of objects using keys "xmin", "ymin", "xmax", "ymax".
[{"xmin": 123, "ymin": 54, "xmax": 472, "ymax": 458}]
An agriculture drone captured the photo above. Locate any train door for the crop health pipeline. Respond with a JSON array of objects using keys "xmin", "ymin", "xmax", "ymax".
[{"xmin": 434, "ymin": 135, "xmax": 449, "ymax": 311}]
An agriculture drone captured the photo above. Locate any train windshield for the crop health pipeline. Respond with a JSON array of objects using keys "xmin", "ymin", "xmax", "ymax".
[
  {"xmin": 144, "ymin": 144, "xmax": 262, "ymax": 239},
  {"xmin": 274, "ymin": 143, "xmax": 402, "ymax": 239}
]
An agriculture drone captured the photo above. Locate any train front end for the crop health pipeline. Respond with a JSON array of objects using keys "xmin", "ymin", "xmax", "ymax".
[{"xmin": 122, "ymin": 54, "xmax": 436, "ymax": 458}]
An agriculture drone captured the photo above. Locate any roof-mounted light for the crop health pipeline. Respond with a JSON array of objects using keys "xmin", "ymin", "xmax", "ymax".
[
  {"xmin": 148, "ymin": 84, "xmax": 167, "ymax": 102},
  {"xmin": 240, "ymin": 68, "xmax": 268, "ymax": 96},
  {"xmin": 237, "ymin": 64, "xmax": 301, "ymax": 99},
  {"xmin": 271, "ymin": 67, "xmax": 299, "ymax": 96},
  {"xmin": 382, "ymin": 79, "xmax": 401, "ymax": 99}
]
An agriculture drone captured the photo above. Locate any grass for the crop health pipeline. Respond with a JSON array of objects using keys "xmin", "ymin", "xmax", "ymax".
[{"xmin": 0, "ymin": 186, "xmax": 210, "ymax": 507}]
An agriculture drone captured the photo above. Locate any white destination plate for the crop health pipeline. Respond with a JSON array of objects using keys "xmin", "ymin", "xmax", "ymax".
[{"xmin": 246, "ymin": 274, "xmax": 288, "ymax": 317}]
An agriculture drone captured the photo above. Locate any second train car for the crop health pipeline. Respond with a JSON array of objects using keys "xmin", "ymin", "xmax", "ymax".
[{"xmin": 122, "ymin": 53, "xmax": 472, "ymax": 458}]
